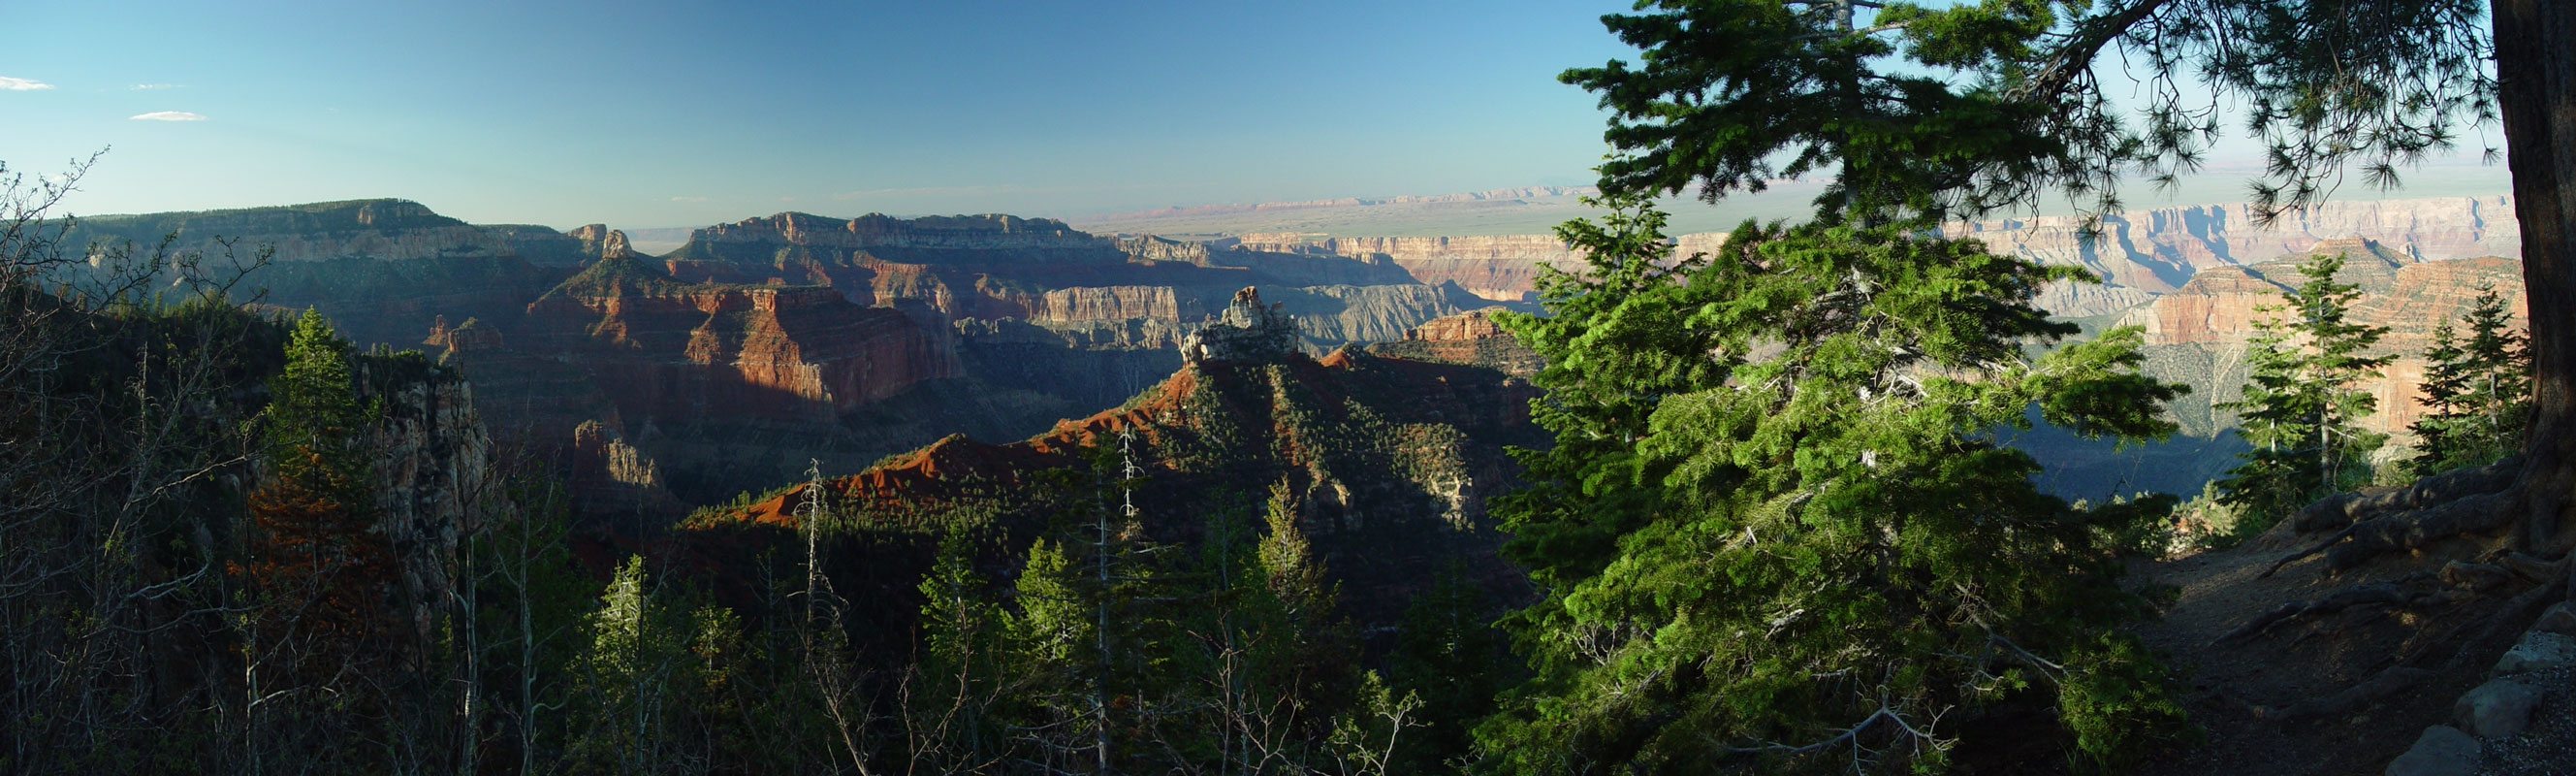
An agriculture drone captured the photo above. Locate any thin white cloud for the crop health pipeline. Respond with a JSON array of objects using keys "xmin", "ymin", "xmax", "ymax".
[
  {"xmin": 130, "ymin": 111, "xmax": 207, "ymax": 121},
  {"xmin": 0, "ymin": 76, "xmax": 56, "ymax": 91},
  {"xmin": 129, "ymin": 82, "xmax": 184, "ymax": 90},
  {"xmin": 670, "ymin": 196, "xmax": 710, "ymax": 203}
]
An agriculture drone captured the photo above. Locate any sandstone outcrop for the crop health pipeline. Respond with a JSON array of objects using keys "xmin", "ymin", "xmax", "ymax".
[
  {"xmin": 354, "ymin": 353, "xmax": 499, "ymax": 653},
  {"xmin": 521, "ymin": 253, "xmax": 959, "ymax": 425},
  {"xmin": 1093, "ymin": 185, "xmax": 1597, "ymax": 224},
  {"xmin": 1182, "ymin": 287, "xmax": 1300, "ymax": 364},
  {"xmin": 1031, "ymin": 285, "xmax": 1189, "ymax": 322},
  {"xmin": 1236, "ymin": 234, "xmax": 1587, "ymax": 302},
  {"xmin": 661, "ymin": 211, "xmax": 1422, "ymax": 326},
  {"xmin": 568, "ymin": 419, "xmax": 685, "ymax": 513},
  {"xmin": 1232, "ymin": 231, "xmax": 1730, "ymax": 304},
  {"xmin": 1370, "ymin": 307, "xmax": 1546, "ymax": 376},
  {"xmin": 568, "ymin": 223, "xmax": 637, "ymax": 260},
  {"xmin": 2036, "ymin": 282, "xmax": 2158, "ymax": 321},
  {"xmin": 1212, "ymin": 195, "xmax": 2513, "ymax": 318},
  {"xmin": 1251, "ymin": 282, "xmax": 1496, "ymax": 352}
]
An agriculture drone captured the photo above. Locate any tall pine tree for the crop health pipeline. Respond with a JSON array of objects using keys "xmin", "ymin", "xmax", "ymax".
[
  {"xmin": 2213, "ymin": 253, "xmax": 2392, "ymax": 526},
  {"xmin": 234, "ymin": 309, "xmax": 402, "ymax": 767},
  {"xmin": 1479, "ymin": 190, "xmax": 2190, "ymax": 773},
  {"xmin": 2409, "ymin": 284, "xmax": 2528, "ymax": 474}
]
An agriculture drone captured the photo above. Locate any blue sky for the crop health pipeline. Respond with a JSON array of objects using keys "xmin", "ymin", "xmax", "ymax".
[{"xmin": 3, "ymin": 0, "xmax": 2507, "ymax": 230}]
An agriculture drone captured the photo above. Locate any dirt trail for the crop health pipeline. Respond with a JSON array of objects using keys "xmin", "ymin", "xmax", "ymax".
[{"xmin": 2126, "ymin": 520, "xmax": 2535, "ymax": 776}]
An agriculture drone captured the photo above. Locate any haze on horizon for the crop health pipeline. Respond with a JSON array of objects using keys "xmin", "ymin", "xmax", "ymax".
[{"xmin": 5, "ymin": 0, "xmax": 2510, "ymax": 233}]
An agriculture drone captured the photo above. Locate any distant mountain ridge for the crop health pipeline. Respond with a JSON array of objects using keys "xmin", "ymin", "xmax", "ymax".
[
  {"xmin": 67, "ymin": 197, "xmax": 596, "ymax": 267},
  {"xmin": 1086, "ymin": 185, "xmax": 1601, "ymax": 222},
  {"xmin": 1202, "ymin": 194, "xmax": 2516, "ymax": 317}
]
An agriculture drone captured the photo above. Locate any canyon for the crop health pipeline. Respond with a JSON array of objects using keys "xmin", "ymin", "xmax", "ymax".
[
  {"xmin": 2116, "ymin": 239, "xmax": 2527, "ymax": 440},
  {"xmin": 694, "ymin": 289, "xmax": 1545, "ymax": 629},
  {"xmin": 70, "ymin": 200, "xmax": 1518, "ymax": 508},
  {"xmin": 58, "ymin": 190, "xmax": 2523, "ymax": 512},
  {"xmin": 2021, "ymin": 237, "xmax": 2527, "ymax": 500},
  {"xmin": 1206, "ymin": 194, "xmax": 2514, "ymax": 321}
]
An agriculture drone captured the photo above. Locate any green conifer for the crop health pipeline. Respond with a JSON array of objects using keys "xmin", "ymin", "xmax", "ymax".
[
  {"xmin": 2410, "ymin": 284, "xmax": 2528, "ymax": 473},
  {"xmin": 2214, "ymin": 253, "xmax": 2392, "ymax": 525},
  {"xmin": 1479, "ymin": 191, "xmax": 2191, "ymax": 773}
]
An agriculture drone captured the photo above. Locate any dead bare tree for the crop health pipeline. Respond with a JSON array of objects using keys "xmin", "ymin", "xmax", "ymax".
[{"xmin": 0, "ymin": 153, "xmax": 280, "ymax": 771}]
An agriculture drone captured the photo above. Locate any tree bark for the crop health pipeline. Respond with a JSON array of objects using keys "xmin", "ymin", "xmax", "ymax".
[{"xmin": 2496, "ymin": 0, "xmax": 2576, "ymax": 552}]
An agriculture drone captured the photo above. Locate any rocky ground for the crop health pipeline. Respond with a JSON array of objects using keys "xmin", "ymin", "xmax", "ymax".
[
  {"xmin": 2126, "ymin": 511, "xmax": 2575, "ymax": 776},
  {"xmin": 2474, "ymin": 664, "xmax": 2576, "ymax": 775}
]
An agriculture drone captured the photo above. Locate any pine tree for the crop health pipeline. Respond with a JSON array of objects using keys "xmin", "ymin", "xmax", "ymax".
[
  {"xmin": 233, "ymin": 308, "xmax": 402, "ymax": 768},
  {"xmin": 997, "ymin": 435, "xmax": 1194, "ymax": 773},
  {"xmin": 1479, "ymin": 191, "xmax": 2190, "ymax": 773},
  {"xmin": 2411, "ymin": 321, "xmax": 2470, "ymax": 470},
  {"xmin": 908, "ymin": 524, "xmax": 1006, "ymax": 769},
  {"xmin": 1559, "ymin": 0, "xmax": 2576, "ymax": 554},
  {"xmin": 2213, "ymin": 253, "xmax": 2393, "ymax": 526},
  {"xmin": 919, "ymin": 526, "xmax": 1000, "ymax": 688},
  {"xmin": 2410, "ymin": 284, "xmax": 2529, "ymax": 474},
  {"xmin": 467, "ymin": 476, "xmax": 595, "ymax": 774},
  {"xmin": 1385, "ymin": 563, "xmax": 1509, "ymax": 773},
  {"xmin": 568, "ymin": 555, "xmax": 690, "ymax": 772}
]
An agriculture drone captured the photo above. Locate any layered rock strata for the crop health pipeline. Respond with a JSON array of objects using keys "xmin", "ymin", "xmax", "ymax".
[
  {"xmin": 659, "ymin": 211, "xmax": 1423, "ymax": 327},
  {"xmin": 519, "ymin": 253, "xmax": 959, "ymax": 427},
  {"xmin": 1369, "ymin": 308, "xmax": 1546, "ymax": 376},
  {"xmin": 69, "ymin": 198, "xmax": 592, "ymax": 266},
  {"xmin": 1222, "ymin": 195, "xmax": 2512, "ymax": 318}
]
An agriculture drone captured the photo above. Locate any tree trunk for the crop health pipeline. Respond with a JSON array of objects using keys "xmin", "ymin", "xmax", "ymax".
[{"xmin": 2496, "ymin": 0, "xmax": 2576, "ymax": 552}]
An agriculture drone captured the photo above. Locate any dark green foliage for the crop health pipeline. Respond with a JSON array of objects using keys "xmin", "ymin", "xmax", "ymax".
[
  {"xmin": 1521, "ymin": 0, "xmax": 2507, "ymax": 765},
  {"xmin": 1386, "ymin": 564, "xmax": 1513, "ymax": 773},
  {"xmin": 1477, "ymin": 190, "xmax": 2189, "ymax": 773},
  {"xmin": 464, "ymin": 475, "xmax": 599, "ymax": 773},
  {"xmin": 1567, "ymin": 0, "xmax": 2495, "ymax": 227},
  {"xmin": 263, "ymin": 308, "xmax": 368, "ymax": 484},
  {"xmin": 2409, "ymin": 284, "xmax": 2528, "ymax": 474},
  {"xmin": 564, "ymin": 555, "xmax": 757, "ymax": 773},
  {"xmin": 1566, "ymin": 0, "xmax": 2077, "ymax": 223},
  {"xmin": 893, "ymin": 452, "xmax": 1424, "ymax": 774},
  {"xmin": 2213, "ymin": 253, "xmax": 2392, "ymax": 529}
]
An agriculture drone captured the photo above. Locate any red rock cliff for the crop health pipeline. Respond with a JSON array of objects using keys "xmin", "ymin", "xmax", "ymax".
[{"xmin": 523, "ymin": 254, "xmax": 958, "ymax": 426}]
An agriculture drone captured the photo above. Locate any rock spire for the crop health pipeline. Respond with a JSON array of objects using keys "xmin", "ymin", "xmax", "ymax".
[{"xmin": 1182, "ymin": 287, "xmax": 1298, "ymax": 364}]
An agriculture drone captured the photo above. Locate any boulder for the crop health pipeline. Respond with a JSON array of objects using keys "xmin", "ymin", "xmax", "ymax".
[
  {"xmin": 2535, "ymin": 601, "xmax": 2576, "ymax": 637},
  {"xmin": 2495, "ymin": 630, "xmax": 2576, "ymax": 675},
  {"xmin": 2384, "ymin": 726, "xmax": 2480, "ymax": 776},
  {"xmin": 2453, "ymin": 678, "xmax": 2539, "ymax": 739}
]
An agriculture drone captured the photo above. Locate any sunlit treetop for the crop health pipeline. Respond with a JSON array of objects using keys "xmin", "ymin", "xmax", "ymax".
[{"xmin": 1565, "ymin": 0, "xmax": 2495, "ymax": 226}]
